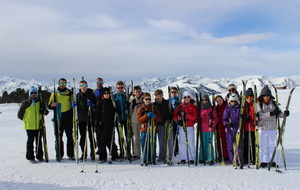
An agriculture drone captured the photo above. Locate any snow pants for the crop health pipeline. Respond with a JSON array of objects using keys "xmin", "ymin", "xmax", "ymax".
[
  {"xmin": 226, "ymin": 127, "xmax": 242, "ymax": 164},
  {"xmin": 26, "ymin": 130, "xmax": 43, "ymax": 160},
  {"xmin": 131, "ymin": 123, "xmax": 141, "ymax": 157},
  {"xmin": 140, "ymin": 131, "xmax": 157, "ymax": 163},
  {"xmin": 179, "ymin": 126, "xmax": 195, "ymax": 161},
  {"xmin": 199, "ymin": 132, "xmax": 214, "ymax": 162},
  {"xmin": 259, "ymin": 130, "xmax": 276, "ymax": 163},
  {"xmin": 157, "ymin": 124, "xmax": 174, "ymax": 160}
]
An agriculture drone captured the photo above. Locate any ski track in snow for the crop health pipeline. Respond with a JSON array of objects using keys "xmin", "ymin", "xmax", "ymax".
[{"xmin": 1, "ymin": 89, "xmax": 300, "ymax": 190}]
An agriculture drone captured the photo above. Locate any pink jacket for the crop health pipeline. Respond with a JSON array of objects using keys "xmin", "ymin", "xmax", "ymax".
[{"xmin": 200, "ymin": 107, "xmax": 219, "ymax": 132}]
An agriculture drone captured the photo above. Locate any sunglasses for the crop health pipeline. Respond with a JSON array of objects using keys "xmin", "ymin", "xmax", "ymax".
[
  {"xmin": 263, "ymin": 95, "xmax": 270, "ymax": 97},
  {"xmin": 30, "ymin": 92, "xmax": 37, "ymax": 94},
  {"xmin": 59, "ymin": 83, "xmax": 67, "ymax": 86},
  {"xmin": 79, "ymin": 84, "xmax": 88, "ymax": 87},
  {"xmin": 230, "ymin": 100, "xmax": 237, "ymax": 103},
  {"xmin": 184, "ymin": 96, "xmax": 191, "ymax": 99},
  {"xmin": 202, "ymin": 99, "xmax": 208, "ymax": 102},
  {"xmin": 171, "ymin": 91, "xmax": 177, "ymax": 93},
  {"xmin": 103, "ymin": 92, "xmax": 110, "ymax": 95},
  {"xmin": 144, "ymin": 98, "xmax": 151, "ymax": 101},
  {"xmin": 117, "ymin": 87, "xmax": 124, "ymax": 89},
  {"xmin": 96, "ymin": 81, "xmax": 103, "ymax": 84},
  {"xmin": 246, "ymin": 96, "xmax": 253, "ymax": 98}
]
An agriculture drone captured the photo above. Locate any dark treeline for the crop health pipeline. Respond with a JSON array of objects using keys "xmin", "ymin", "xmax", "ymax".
[{"xmin": 0, "ymin": 88, "xmax": 51, "ymax": 105}]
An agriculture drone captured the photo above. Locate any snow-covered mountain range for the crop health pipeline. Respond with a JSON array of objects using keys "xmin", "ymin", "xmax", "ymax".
[{"xmin": 1, "ymin": 75, "xmax": 300, "ymax": 96}]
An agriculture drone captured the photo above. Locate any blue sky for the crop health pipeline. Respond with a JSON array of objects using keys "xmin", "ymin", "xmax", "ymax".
[{"xmin": 0, "ymin": 0, "xmax": 299, "ymax": 83}]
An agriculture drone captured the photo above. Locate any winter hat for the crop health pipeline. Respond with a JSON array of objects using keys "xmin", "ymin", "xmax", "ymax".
[
  {"xmin": 201, "ymin": 94, "xmax": 212, "ymax": 109},
  {"xmin": 260, "ymin": 85, "xmax": 272, "ymax": 96},
  {"xmin": 229, "ymin": 93, "xmax": 239, "ymax": 104},
  {"xmin": 29, "ymin": 86, "xmax": 38, "ymax": 97},
  {"xmin": 182, "ymin": 91, "xmax": 193, "ymax": 102},
  {"xmin": 228, "ymin": 84, "xmax": 237, "ymax": 90},
  {"xmin": 245, "ymin": 88, "xmax": 254, "ymax": 97},
  {"xmin": 102, "ymin": 87, "xmax": 110, "ymax": 94}
]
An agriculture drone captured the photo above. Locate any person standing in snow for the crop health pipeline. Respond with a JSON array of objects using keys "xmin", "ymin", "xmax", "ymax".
[
  {"xmin": 48, "ymin": 78, "xmax": 75, "ymax": 161},
  {"xmin": 214, "ymin": 95, "xmax": 229, "ymax": 163},
  {"xmin": 222, "ymin": 93, "xmax": 242, "ymax": 164},
  {"xmin": 72, "ymin": 80, "xmax": 97, "ymax": 161},
  {"xmin": 137, "ymin": 92, "xmax": 161, "ymax": 165},
  {"xmin": 170, "ymin": 87, "xmax": 180, "ymax": 156},
  {"xmin": 94, "ymin": 87, "xmax": 121, "ymax": 163},
  {"xmin": 256, "ymin": 85, "xmax": 289, "ymax": 168},
  {"xmin": 242, "ymin": 88, "xmax": 256, "ymax": 165},
  {"xmin": 18, "ymin": 86, "xmax": 49, "ymax": 163},
  {"xmin": 198, "ymin": 94, "xmax": 219, "ymax": 165},
  {"xmin": 173, "ymin": 91, "xmax": 197, "ymax": 164},
  {"xmin": 129, "ymin": 86, "xmax": 144, "ymax": 160},
  {"xmin": 153, "ymin": 89, "xmax": 173, "ymax": 162},
  {"xmin": 94, "ymin": 77, "xmax": 104, "ymax": 101},
  {"xmin": 225, "ymin": 84, "xmax": 239, "ymax": 102}
]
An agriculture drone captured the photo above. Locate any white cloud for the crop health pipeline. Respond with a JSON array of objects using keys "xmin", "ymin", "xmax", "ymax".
[
  {"xmin": 84, "ymin": 14, "xmax": 121, "ymax": 28},
  {"xmin": 210, "ymin": 33, "xmax": 277, "ymax": 45}
]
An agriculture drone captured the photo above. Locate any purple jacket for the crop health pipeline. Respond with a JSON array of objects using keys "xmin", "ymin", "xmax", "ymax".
[{"xmin": 222, "ymin": 104, "xmax": 240, "ymax": 129}]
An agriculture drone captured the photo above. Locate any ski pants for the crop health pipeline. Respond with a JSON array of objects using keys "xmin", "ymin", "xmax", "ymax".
[
  {"xmin": 54, "ymin": 109, "xmax": 74, "ymax": 158},
  {"xmin": 179, "ymin": 126, "xmax": 195, "ymax": 161},
  {"xmin": 98, "ymin": 123, "xmax": 118, "ymax": 160},
  {"xmin": 157, "ymin": 124, "xmax": 174, "ymax": 160},
  {"xmin": 259, "ymin": 130, "xmax": 276, "ymax": 163},
  {"xmin": 26, "ymin": 130, "xmax": 43, "ymax": 160},
  {"xmin": 78, "ymin": 121, "xmax": 95, "ymax": 158},
  {"xmin": 226, "ymin": 127, "xmax": 242, "ymax": 164},
  {"xmin": 243, "ymin": 131, "xmax": 256, "ymax": 163},
  {"xmin": 199, "ymin": 132, "xmax": 214, "ymax": 162},
  {"xmin": 140, "ymin": 131, "xmax": 157, "ymax": 163},
  {"xmin": 132, "ymin": 123, "xmax": 141, "ymax": 157}
]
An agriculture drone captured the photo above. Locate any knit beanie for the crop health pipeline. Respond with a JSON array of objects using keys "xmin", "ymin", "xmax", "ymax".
[
  {"xmin": 245, "ymin": 88, "xmax": 254, "ymax": 97},
  {"xmin": 29, "ymin": 86, "xmax": 38, "ymax": 97},
  {"xmin": 102, "ymin": 87, "xmax": 110, "ymax": 94},
  {"xmin": 228, "ymin": 84, "xmax": 237, "ymax": 90},
  {"xmin": 260, "ymin": 85, "xmax": 272, "ymax": 96},
  {"xmin": 229, "ymin": 93, "xmax": 239, "ymax": 104}
]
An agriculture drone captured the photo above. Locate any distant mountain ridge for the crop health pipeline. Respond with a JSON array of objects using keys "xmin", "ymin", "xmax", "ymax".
[{"xmin": 0, "ymin": 75, "xmax": 299, "ymax": 96}]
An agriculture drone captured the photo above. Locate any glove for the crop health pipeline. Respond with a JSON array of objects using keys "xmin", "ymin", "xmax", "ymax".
[
  {"xmin": 87, "ymin": 101, "xmax": 94, "ymax": 107},
  {"xmin": 284, "ymin": 110, "xmax": 290, "ymax": 117},
  {"xmin": 243, "ymin": 115, "xmax": 251, "ymax": 122},
  {"xmin": 177, "ymin": 120, "xmax": 183, "ymax": 126},
  {"xmin": 71, "ymin": 101, "xmax": 76, "ymax": 107},
  {"xmin": 270, "ymin": 108, "xmax": 280, "ymax": 116},
  {"xmin": 40, "ymin": 108, "xmax": 49, "ymax": 115},
  {"xmin": 43, "ymin": 109, "xmax": 49, "ymax": 115},
  {"xmin": 146, "ymin": 112, "xmax": 156, "ymax": 118},
  {"xmin": 256, "ymin": 113, "xmax": 260, "ymax": 118},
  {"xmin": 226, "ymin": 122, "xmax": 233, "ymax": 127}
]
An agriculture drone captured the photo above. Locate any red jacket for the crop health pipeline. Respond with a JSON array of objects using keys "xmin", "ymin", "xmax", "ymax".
[
  {"xmin": 173, "ymin": 100, "xmax": 197, "ymax": 127},
  {"xmin": 243, "ymin": 101, "xmax": 256, "ymax": 131},
  {"xmin": 215, "ymin": 104, "xmax": 227, "ymax": 131}
]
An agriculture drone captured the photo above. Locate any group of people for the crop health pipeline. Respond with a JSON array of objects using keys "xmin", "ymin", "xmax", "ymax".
[{"xmin": 18, "ymin": 78, "xmax": 289, "ymax": 169}]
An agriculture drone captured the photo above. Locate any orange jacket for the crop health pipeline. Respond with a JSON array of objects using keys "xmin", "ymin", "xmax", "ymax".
[{"xmin": 137, "ymin": 104, "xmax": 161, "ymax": 132}]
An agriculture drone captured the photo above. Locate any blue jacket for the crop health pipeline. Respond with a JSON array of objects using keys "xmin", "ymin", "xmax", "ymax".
[{"xmin": 114, "ymin": 92, "xmax": 127, "ymax": 122}]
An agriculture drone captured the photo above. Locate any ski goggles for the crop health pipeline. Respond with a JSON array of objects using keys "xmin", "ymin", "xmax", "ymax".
[
  {"xmin": 59, "ymin": 83, "xmax": 67, "ymax": 86},
  {"xmin": 79, "ymin": 84, "xmax": 88, "ymax": 87},
  {"xmin": 96, "ymin": 81, "xmax": 103, "ymax": 84}
]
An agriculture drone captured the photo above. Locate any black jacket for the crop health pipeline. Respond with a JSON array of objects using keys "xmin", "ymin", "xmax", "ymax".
[{"xmin": 76, "ymin": 88, "xmax": 97, "ymax": 122}]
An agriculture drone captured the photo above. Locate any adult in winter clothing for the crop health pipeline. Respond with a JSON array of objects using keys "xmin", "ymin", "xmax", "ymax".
[
  {"xmin": 48, "ymin": 78, "xmax": 75, "ymax": 161},
  {"xmin": 243, "ymin": 88, "xmax": 256, "ymax": 165},
  {"xmin": 94, "ymin": 87, "xmax": 120, "ymax": 163},
  {"xmin": 114, "ymin": 81, "xmax": 129, "ymax": 158},
  {"xmin": 129, "ymin": 86, "xmax": 144, "ymax": 160},
  {"xmin": 214, "ymin": 95, "xmax": 229, "ymax": 162},
  {"xmin": 18, "ymin": 86, "xmax": 49, "ymax": 163},
  {"xmin": 153, "ymin": 89, "xmax": 173, "ymax": 162},
  {"xmin": 73, "ymin": 80, "xmax": 97, "ymax": 161},
  {"xmin": 94, "ymin": 77, "xmax": 104, "ymax": 101},
  {"xmin": 137, "ymin": 93, "xmax": 161, "ymax": 164},
  {"xmin": 222, "ymin": 93, "xmax": 242, "ymax": 164},
  {"xmin": 257, "ymin": 85, "xmax": 289, "ymax": 168},
  {"xmin": 170, "ymin": 87, "xmax": 180, "ymax": 156},
  {"xmin": 173, "ymin": 91, "xmax": 197, "ymax": 164},
  {"xmin": 198, "ymin": 94, "xmax": 219, "ymax": 165}
]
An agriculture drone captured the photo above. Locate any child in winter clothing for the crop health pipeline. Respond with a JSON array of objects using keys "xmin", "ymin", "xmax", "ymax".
[
  {"xmin": 214, "ymin": 95, "xmax": 229, "ymax": 162},
  {"xmin": 198, "ymin": 94, "xmax": 219, "ymax": 165},
  {"xmin": 94, "ymin": 87, "xmax": 120, "ymax": 163},
  {"xmin": 257, "ymin": 85, "xmax": 289, "ymax": 168},
  {"xmin": 137, "ymin": 93, "xmax": 161, "ymax": 164},
  {"xmin": 73, "ymin": 80, "xmax": 97, "ymax": 161},
  {"xmin": 243, "ymin": 88, "xmax": 256, "ymax": 165},
  {"xmin": 18, "ymin": 86, "xmax": 49, "ymax": 163},
  {"xmin": 222, "ymin": 93, "xmax": 242, "ymax": 164},
  {"xmin": 173, "ymin": 91, "xmax": 197, "ymax": 164}
]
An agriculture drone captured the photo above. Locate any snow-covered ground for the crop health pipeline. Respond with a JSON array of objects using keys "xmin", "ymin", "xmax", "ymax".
[{"xmin": 0, "ymin": 88, "xmax": 300, "ymax": 190}]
